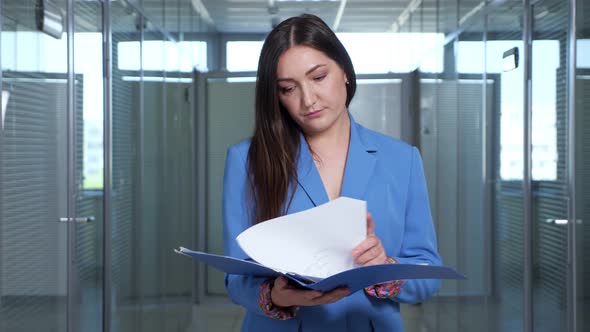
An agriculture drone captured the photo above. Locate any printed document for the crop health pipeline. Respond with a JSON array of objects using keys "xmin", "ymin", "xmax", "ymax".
[{"xmin": 236, "ymin": 197, "xmax": 366, "ymax": 279}]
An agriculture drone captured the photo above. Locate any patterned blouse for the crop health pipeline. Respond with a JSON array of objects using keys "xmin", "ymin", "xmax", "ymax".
[{"xmin": 257, "ymin": 257, "xmax": 405, "ymax": 320}]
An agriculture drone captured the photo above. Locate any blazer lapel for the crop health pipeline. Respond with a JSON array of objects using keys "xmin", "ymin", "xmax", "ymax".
[
  {"xmin": 340, "ymin": 116, "xmax": 377, "ymax": 200},
  {"xmin": 295, "ymin": 133, "xmax": 330, "ymax": 207},
  {"xmin": 295, "ymin": 114, "xmax": 377, "ymax": 206}
]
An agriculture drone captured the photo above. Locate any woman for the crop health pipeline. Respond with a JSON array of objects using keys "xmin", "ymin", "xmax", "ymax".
[{"xmin": 222, "ymin": 14, "xmax": 441, "ymax": 332}]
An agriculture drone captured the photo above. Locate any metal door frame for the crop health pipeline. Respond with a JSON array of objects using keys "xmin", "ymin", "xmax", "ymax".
[{"xmin": 523, "ymin": 0, "xmax": 578, "ymax": 331}]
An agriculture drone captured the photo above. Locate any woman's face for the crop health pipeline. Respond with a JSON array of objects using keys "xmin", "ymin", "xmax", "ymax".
[{"xmin": 276, "ymin": 45, "xmax": 349, "ymax": 136}]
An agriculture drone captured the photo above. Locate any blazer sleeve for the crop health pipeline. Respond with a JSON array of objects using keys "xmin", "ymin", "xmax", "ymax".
[
  {"xmin": 392, "ymin": 146, "xmax": 442, "ymax": 304},
  {"xmin": 222, "ymin": 144, "xmax": 269, "ymax": 316}
]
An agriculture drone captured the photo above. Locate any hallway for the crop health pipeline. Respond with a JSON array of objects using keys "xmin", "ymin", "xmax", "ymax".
[{"xmin": 1, "ymin": 0, "xmax": 588, "ymax": 331}]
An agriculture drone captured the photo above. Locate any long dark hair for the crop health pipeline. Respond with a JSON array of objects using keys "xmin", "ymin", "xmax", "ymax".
[{"xmin": 247, "ymin": 13, "xmax": 356, "ymax": 224}]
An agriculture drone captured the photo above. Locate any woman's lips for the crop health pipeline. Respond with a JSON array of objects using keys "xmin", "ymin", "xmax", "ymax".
[{"xmin": 305, "ymin": 109, "xmax": 323, "ymax": 118}]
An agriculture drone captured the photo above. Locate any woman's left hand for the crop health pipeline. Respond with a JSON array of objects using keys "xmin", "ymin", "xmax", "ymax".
[{"xmin": 351, "ymin": 212, "xmax": 388, "ymax": 266}]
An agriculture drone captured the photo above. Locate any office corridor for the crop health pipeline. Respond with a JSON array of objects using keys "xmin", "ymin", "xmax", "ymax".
[{"xmin": 1, "ymin": 0, "xmax": 588, "ymax": 331}]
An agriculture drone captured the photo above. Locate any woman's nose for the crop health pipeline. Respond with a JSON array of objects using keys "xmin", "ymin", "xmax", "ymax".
[{"xmin": 301, "ymin": 83, "xmax": 317, "ymax": 108}]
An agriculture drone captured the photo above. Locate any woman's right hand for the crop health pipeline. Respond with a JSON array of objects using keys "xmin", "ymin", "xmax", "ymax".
[{"xmin": 270, "ymin": 276, "xmax": 350, "ymax": 307}]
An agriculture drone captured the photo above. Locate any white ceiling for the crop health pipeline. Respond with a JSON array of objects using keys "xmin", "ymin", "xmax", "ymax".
[
  {"xmin": 138, "ymin": 0, "xmax": 493, "ymax": 34},
  {"xmin": 147, "ymin": 0, "xmax": 524, "ymax": 35},
  {"xmin": 198, "ymin": 0, "xmax": 439, "ymax": 33},
  {"xmin": 0, "ymin": 0, "xmax": 523, "ymax": 35}
]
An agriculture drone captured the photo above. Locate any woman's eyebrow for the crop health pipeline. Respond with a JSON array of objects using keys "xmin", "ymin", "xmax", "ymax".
[
  {"xmin": 277, "ymin": 64, "xmax": 327, "ymax": 82},
  {"xmin": 304, "ymin": 64, "xmax": 326, "ymax": 75}
]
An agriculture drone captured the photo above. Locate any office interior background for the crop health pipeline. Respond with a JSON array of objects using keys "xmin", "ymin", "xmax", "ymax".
[{"xmin": 0, "ymin": 0, "xmax": 588, "ymax": 331}]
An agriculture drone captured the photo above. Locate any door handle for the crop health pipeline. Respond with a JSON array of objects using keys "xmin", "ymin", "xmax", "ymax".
[
  {"xmin": 544, "ymin": 219, "xmax": 583, "ymax": 225},
  {"xmin": 59, "ymin": 216, "xmax": 95, "ymax": 224}
]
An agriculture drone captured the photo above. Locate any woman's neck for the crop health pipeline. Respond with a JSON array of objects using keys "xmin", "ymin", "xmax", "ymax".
[{"xmin": 305, "ymin": 111, "xmax": 351, "ymax": 156}]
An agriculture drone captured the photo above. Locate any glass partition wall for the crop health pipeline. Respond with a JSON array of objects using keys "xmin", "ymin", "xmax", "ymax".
[
  {"xmin": 73, "ymin": 1, "xmax": 105, "ymax": 331},
  {"xmin": 1, "ymin": 1, "xmax": 587, "ymax": 332},
  {"xmin": 530, "ymin": 1, "xmax": 570, "ymax": 330},
  {"xmin": 1, "ymin": 0, "xmax": 70, "ymax": 331},
  {"xmin": 412, "ymin": 0, "xmax": 584, "ymax": 331},
  {"xmin": 1, "ymin": 1, "xmax": 200, "ymax": 331},
  {"xmin": 110, "ymin": 1, "xmax": 198, "ymax": 331},
  {"xmin": 0, "ymin": 0, "xmax": 105, "ymax": 331},
  {"xmin": 110, "ymin": 1, "xmax": 142, "ymax": 330}
]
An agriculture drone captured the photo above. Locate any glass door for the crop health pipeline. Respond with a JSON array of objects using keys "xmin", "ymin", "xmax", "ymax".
[
  {"xmin": 489, "ymin": 4, "xmax": 526, "ymax": 331},
  {"xmin": 530, "ymin": 0, "xmax": 570, "ymax": 330},
  {"xmin": 1, "ymin": 1, "xmax": 105, "ymax": 331},
  {"xmin": 72, "ymin": 0, "xmax": 105, "ymax": 331},
  {"xmin": 574, "ymin": 0, "xmax": 589, "ymax": 330},
  {"xmin": 0, "ymin": 0, "xmax": 70, "ymax": 331}
]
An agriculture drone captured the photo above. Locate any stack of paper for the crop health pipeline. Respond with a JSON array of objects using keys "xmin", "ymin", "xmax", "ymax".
[{"xmin": 236, "ymin": 197, "xmax": 366, "ymax": 278}]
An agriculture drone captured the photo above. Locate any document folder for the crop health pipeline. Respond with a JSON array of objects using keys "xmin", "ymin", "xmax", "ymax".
[{"xmin": 175, "ymin": 247, "xmax": 465, "ymax": 294}]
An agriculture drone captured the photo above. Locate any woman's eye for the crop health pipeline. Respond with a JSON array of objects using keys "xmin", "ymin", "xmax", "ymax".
[
  {"xmin": 279, "ymin": 86, "xmax": 295, "ymax": 94},
  {"xmin": 314, "ymin": 75, "xmax": 326, "ymax": 81}
]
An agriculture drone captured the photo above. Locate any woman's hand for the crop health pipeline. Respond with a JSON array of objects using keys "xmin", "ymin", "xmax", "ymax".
[
  {"xmin": 351, "ymin": 212, "xmax": 388, "ymax": 266},
  {"xmin": 270, "ymin": 276, "xmax": 349, "ymax": 307}
]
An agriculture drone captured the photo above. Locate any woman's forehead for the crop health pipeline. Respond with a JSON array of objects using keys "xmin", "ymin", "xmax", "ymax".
[{"xmin": 276, "ymin": 45, "xmax": 335, "ymax": 79}]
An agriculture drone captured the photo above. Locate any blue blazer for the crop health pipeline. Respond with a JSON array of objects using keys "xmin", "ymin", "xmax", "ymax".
[{"xmin": 222, "ymin": 115, "xmax": 441, "ymax": 332}]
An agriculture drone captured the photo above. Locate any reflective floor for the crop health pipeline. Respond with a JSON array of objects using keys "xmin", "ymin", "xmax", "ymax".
[
  {"xmin": 2, "ymin": 295, "xmax": 585, "ymax": 332},
  {"xmin": 187, "ymin": 300, "xmax": 472, "ymax": 332}
]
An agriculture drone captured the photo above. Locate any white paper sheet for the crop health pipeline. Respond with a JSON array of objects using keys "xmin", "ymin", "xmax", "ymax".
[{"xmin": 236, "ymin": 197, "xmax": 367, "ymax": 278}]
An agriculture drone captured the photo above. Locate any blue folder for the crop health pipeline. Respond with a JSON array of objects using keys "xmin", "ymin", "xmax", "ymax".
[{"xmin": 175, "ymin": 247, "xmax": 465, "ymax": 294}]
